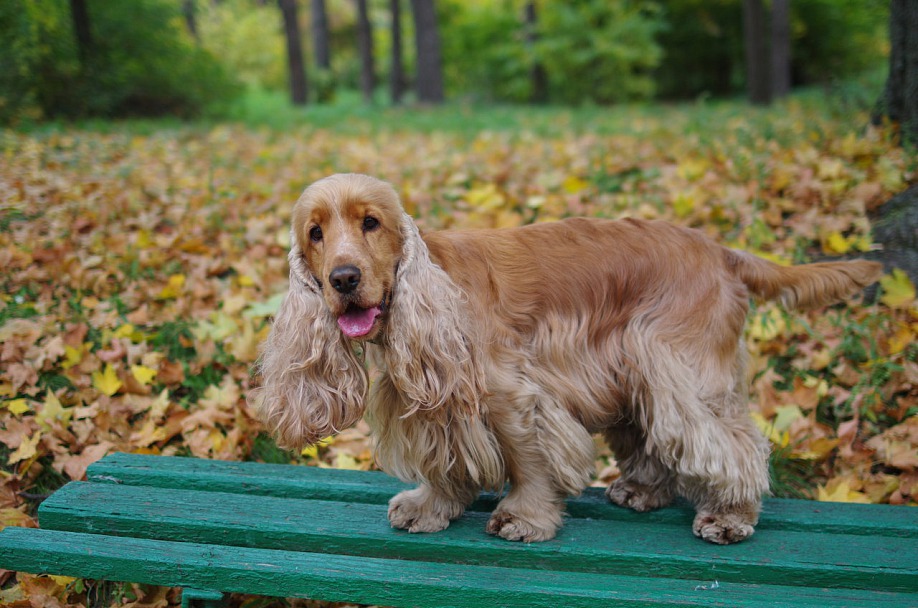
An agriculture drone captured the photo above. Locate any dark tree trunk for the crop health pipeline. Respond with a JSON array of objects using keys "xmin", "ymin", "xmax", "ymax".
[
  {"xmin": 279, "ymin": 0, "xmax": 308, "ymax": 105},
  {"xmin": 355, "ymin": 0, "xmax": 376, "ymax": 103},
  {"xmin": 182, "ymin": 0, "xmax": 199, "ymax": 42},
  {"xmin": 874, "ymin": 0, "xmax": 918, "ymax": 146},
  {"xmin": 311, "ymin": 0, "xmax": 331, "ymax": 70},
  {"xmin": 770, "ymin": 0, "xmax": 790, "ymax": 99},
  {"xmin": 409, "ymin": 0, "xmax": 444, "ymax": 104},
  {"xmin": 69, "ymin": 0, "xmax": 93, "ymax": 64},
  {"xmin": 524, "ymin": 1, "xmax": 548, "ymax": 104},
  {"xmin": 743, "ymin": 0, "xmax": 771, "ymax": 105},
  {"xmin": 390, "ymin": 0, "xmax": 405, "ymax": 104}
]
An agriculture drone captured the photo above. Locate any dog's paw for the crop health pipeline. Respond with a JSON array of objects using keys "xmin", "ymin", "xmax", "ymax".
[
  {"xmin": 485, "ymin": 511, "xmax": 558, "ymax": 542},
  {"xmin": 606, "ymin": 479, "xmax": 672, "ymax": 512},
  {"xmin": 692, "ymin": 512, "xmax": 755, "ymax": 544},
  {"xmin": 387, "ymin": 488, "xmax": 458, "ymax": 534}
]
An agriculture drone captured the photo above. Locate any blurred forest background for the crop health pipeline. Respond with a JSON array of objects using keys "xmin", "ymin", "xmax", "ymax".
[{"xmin": 0, "ymin": 0, "xmax": 891, "ymax": 122}]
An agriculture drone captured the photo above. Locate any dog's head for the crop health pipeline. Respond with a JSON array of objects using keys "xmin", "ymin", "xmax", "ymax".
[
  {"xmin": 291, "ymin": 173, "xmax": 405, "ymax": 342},
  {"xmin": 253, "ymin": 174, "xmax": 485, "ymax": 450}
]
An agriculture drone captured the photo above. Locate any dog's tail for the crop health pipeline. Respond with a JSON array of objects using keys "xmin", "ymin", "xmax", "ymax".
[{"xmin": 726, "ymin": 249, "xmax": 883, "ymax": 310}]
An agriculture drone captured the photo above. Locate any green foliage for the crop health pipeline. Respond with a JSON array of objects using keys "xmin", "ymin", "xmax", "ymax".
[
  {"xmin": 0, "ymin": 0, "xmax": 240, "ymax": 124},
  {"xmin": 654, "ymin": 0, "xmax": 889, "ymax": 99},
  {"xmin": 537, "ymin": 0, "xmax": 664, "ymax": 104},
  {"xmin": 198, "ymin": 0, "xmax": 287, "ymax": 91},
  {"xmin": 441, "ymin": 0, "xmax": 664, "ymax": 104}
]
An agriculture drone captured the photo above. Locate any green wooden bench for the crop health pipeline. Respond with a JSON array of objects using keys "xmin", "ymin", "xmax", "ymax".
[{"xmin": 0, "ymin": 453, "xmax": 915, "ymax": 607}]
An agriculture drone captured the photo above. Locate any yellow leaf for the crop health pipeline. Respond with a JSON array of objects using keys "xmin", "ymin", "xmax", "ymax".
[
  {"xmin": 817, "ymin": 480, "xmax": 870, "ymax": 504},
  {"xmin": 158, "ymin": 274, "xmax": 186, "ymax": 299},
  {"xmin": 887, "ymin": 323, "xmax": 916, "ymax": 355},
  {"xmin": 61, "ymin": 343, "xmax": 90, "ymax": 370},
  {"xmin": 772, "ymin": 405, "xmax": 803, "ymax": 433},
  {"xmin": 793, "ymin": 437, "xmax": 839, "ymax": 460},
  {"xmin": 92, "ymin": 363, "xmax": 123, "ymax": 396},
  {"xmin": 8, "ymin": 431, "xmax": 41, "ymax": 465},
  {"xmin": 113, "ymin": 323, "xmax": 145, "ymax": 343},
  {"xmin": 136, "ymin": 229, "xmax": 154, "ymax": 248},
  {"xmin": 750, "ymin": 412, "xmax": 789, "ymax": 447},
  {"xmin": 113, "ymin": 323, "xmax": 135, "ymax": 339},
  {"xmin": 4, "ymin": 399, "xmax": 30, "ymax": 415},
  {"xmin": 301, "ymin": 436, "xmax": 334, "ymax": 460},
  {"xmin": 747, "ymin": 307, "xmax": 786, "ymax": 341},
  {"xmin": 465, "ymin": 183, "xmax": 505, "ymax": 211},
  {"xmin": 676, "ymin": 158, "xmax": 708, "ymax": 181},
  {"xmin": 879, "ymin": 269, "xmax": 916, "ymax": 309},
  {"xmin": 561, "ymin": 175, "xmax": 589, "ymax": 194},
  {"xmin": 36, "ymin": 392, "xmax": 73, "ymax": 430},
  {"xmin": 672, "ymin": 193, "xmax": 694, "ymax": 218},
  {"xmin": 49, "ymin": 576, "xmax": 76, "ymax": 587},
  {"xmin": 131, "ymin": 364, "xmax": 157, "ymax": 386},
  {"xmin": 822, "ymin": 231, "xmax": 851, "ymax": 255},
  {"xmin": 333, "ymin": 452, "xmax": 361, "ymax": 470},
  {"xmin": 237, "ymin": 274, "xmax": 255, "ymax": 287}
]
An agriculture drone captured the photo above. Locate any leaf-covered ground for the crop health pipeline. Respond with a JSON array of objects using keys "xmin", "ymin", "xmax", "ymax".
[{"xmin": 1, "ymin": 97, "xmax": 917, "ymax": 607}]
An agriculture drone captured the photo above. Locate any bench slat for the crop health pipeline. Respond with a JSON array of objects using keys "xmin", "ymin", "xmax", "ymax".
[
  {"xmin": 39, "ymin": 481, "xmax": 918, "ymax": 593},
  {"xmin": 0, "ymin": 527, "xmax": 913, "ymax": 608},
  {"xmin": 87, "ymin": 453, "xmax": 918, "ymax": 538}
]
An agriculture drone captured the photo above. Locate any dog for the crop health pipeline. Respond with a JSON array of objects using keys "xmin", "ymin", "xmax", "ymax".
[{"xmin": 253, "ymin": 173, "xmax": 882, "ymax": 544}]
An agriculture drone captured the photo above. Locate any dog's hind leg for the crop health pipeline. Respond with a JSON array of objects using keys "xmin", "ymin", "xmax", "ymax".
[
  {"xmin": 486, "ymin": 391, "xmax": 595, "ymax": 542},
  {"xmin": 604, "ymin": 423, "xmax": 676, "ymax": 512},
  {"xmin": 636, "ymin": 342, "xmax": 770, "ymax": 544}
]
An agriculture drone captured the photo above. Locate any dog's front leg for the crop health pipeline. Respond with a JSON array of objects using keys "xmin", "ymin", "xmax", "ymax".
[
  {"xmin": 485, "ymin": 390, "xmax": 596, "ymax": 542},
  {"xmin": 388, "ymin": 484, "xmax": 472, "ymax": 534}
]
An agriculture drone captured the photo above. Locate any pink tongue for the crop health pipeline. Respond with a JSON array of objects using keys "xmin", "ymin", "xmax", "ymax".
[{"xmin": 337, "ymin": 306, "xmax": 381, "ymax": 338}]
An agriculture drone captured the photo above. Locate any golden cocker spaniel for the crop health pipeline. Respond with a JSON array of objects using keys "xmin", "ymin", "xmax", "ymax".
[{"xmin": 254, "ymin": 173, "xmax": 881, "ymax": 544}]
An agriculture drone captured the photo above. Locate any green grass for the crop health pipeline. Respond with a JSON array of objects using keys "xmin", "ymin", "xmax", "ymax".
[{"xmin": 7, "ymin": 68, "xmax": 887, "ymax": 145}]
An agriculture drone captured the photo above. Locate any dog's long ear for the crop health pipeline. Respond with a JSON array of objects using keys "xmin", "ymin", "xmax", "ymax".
[
  {"xmin": 251, "ymin": 237, "xmax": 368, "ymax": 450},
  {"xmin": 383, "ymin": 215, "xmax": 486, "ymax": 418}
]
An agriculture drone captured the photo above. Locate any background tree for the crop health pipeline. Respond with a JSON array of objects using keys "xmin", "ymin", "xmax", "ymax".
[
  {"xmin": 410, "ymin": 0, "xmax": 444, "ymax": 103},
  {"xmin": 69, "ymin": 0, "xmax": 93, "ymax": 64},
  {"xmin": 524, "ymin": 1, "xmax": 547, "ymax": 104},
  {"xmin": 874, "ymin": 0, "xmax": 918, "ymax": 147},
  {"xmin": 278, "ymin": 0, "xmax": 308, "ymax": 105},
  {"xmin": 390, "ymin": 0, "xmax": 405, "ymax": 104},
  {"xmin": 182, "ymin": 0, "xmax": 199, "ymax": 41},
  {"xmin": 355, "ymin": 0, "xmax": 375, "ymax": 102},
  {"xmin": 311, "ymin": 0, "xmax": 330, "ymax": 70},
  {"xmin": 743, "ymin": 0, "xmax": 771, "ymax": 105},
  {"xmin": 770, "ymin": 0, "xmax": 790, "ymax": 99}
]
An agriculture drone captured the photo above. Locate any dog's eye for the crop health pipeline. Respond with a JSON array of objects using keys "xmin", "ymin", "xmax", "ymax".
[
  {"xmin": 363, "ymin": 216, "xmax": 380, "ymax": 232},
  {"xmin": 309, "ymin": 226, "xmax": 323, "ymax": 242}
]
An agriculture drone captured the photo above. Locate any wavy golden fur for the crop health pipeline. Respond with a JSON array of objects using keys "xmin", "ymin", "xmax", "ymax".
[{"xmin": 253, "ymin": 173, "xmax": 882, "ymax": 544}]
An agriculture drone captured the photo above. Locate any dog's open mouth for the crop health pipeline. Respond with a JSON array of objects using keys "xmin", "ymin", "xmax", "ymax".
[{"xmin": 337, "ymin": 304, "xmax": 382, "ymax": 338}]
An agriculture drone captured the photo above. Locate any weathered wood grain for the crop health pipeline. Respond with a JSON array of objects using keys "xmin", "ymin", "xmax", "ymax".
[
  {"xmin": 87, "ymin": 453, "xmax": 918, "ymax": 537},
  {"xmin": 0, "ymin": 527, "xmax": 914, "ymax": 608},
  {"xmin": 39, "ymin": 480, "xmax": 918, "ymax": 592}
]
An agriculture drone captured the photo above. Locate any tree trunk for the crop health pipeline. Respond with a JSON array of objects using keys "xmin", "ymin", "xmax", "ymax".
[
  {"xmin": 770, "ymin": 0, "xmax": 790, "ymax": 99},
  {"xmin": 279, "ymin": 0, "xmax": 308, "ymax": 105},
  {"xmin": 524, "ymin": 1, "xmax": 548, "ymax": 104},
  {"xmin": 409, "ymin": 0, "xmax": 444, "ymax": 104},
  {"xmin": 311, "ymin": 0, "xmax": 331, "ymax": 70},
  {"xmin": 355, "ymin": 0, "xmax": 376, "ymax": 103},
  {"xmin": 874, "ymin": 0, "xmax": 918, "ymax": 146},
  {"xmin": 390, "ymin": 0, "xmax": 405, "ymax": 104},
  {"xmin": 743, "ymin": 0, "xmax": 771, "ymax": 105},
  {"xmin": 69, "ymin": 0, "xmax": 93, "ymax": 64},
  {"xmin": 182, "ymin": 0, "xmax": 199, "ymax": 42}
]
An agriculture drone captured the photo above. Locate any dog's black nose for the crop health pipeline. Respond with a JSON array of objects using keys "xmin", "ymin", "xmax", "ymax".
[{"xmin": 329, "ymin": 265, "xmax": 361, "ymax": 294}]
